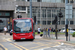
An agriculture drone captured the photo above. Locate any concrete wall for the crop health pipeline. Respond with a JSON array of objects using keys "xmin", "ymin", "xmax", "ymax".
[{"xmin": 0, "ymin": 0, "xmax": 75, "ymax": 30}]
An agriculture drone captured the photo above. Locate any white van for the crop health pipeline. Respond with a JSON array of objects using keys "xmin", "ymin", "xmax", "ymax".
[{"xmin": 60, "ymin": 27, "xmax": 75, "ymax": 33}]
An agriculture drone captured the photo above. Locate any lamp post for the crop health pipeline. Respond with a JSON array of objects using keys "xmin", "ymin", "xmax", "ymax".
[
  {"xmin": 30, "ymin": 0, "xmax": 32, "ymax": 18},
  {"xmin": 15, "ymin": 5, "xmax": 18, "ymax": 13},
  {"xmin": 40, "ymin": 0, "xmax": 41, "ymax": 29},
  {"xmin": 65, "ymin": 0, "xmax": 68, "ymax": 41}
]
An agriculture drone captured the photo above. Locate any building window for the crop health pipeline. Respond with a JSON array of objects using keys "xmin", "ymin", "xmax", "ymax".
[
  {"xmin": 67, "ymin": 0, "xmax": 74, "ymax": 3},
  {"xmin": 16, "ymin": 0, "xmax": 20, "ymax": 1},
  {"xmin": 52, "ymin": 9, "xmax": 56, "ymax": 17},
  {"xmin": 70, "ymin": 21, "xmax": 73, "ymax": 25},
  {"xmin": 42, "ymin": 0, "xmax": 50, "ymax": 2},
  {"xmin": 32, "ymin": 0, "xmax": 37, "ymax": 2},
  {"xmin": 61, "ymin": 21, "xmax": 65, "ymax": 25},
  {"xmin": 22, "ymin": 0, "xmax": 26, "ymax": 1},
  {"xmin": 56, "ymin": 0, "xmax": 65, "ymax": 3},
  {"xmin": 70, "ymin": 0, "xmax": 74, "ymax": 3},
  {"xmin": 27, "ymin": 0, "xmax": 30, "ymax": 2},
  {"xmin": 37, "ymin": 0, "xmax": 41, "ymax": 2},
  {"xmin": 47, "ymin": 9, "xmax": 51, "ymax": 17},
  {"xmin": 51, "ymin": 0, "xmax": 56, "ymax": 3},
  {"xmin": 47, "ymin": 21, "xmax": 51, "ymax": 25},
  {"xmin": 17, "ymin": 6, "xmax": 26, "ymax": 11},
  {"xmin": 52, "ymin": 21, "xmax": 55, "ymax": 25},
  {"xmin": 16, "ymin": 0, "xmax": 26, "ymax": 1},
  {"xmin": 37, "ymin": 21, "xmax": 40, "ymax": 24},
  {"xmin": 42, "ymin": 21, "xmax": 46, "ymax": 25},
  {"xmin": 42, "ymin": 9, "xmax": 46, "ymax": 18}
]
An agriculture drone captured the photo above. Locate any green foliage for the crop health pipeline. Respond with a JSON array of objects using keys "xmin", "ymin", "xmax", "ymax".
[
  {"xmin": 72, "ymin": 32, "xmax": 75, "ymax": 37},
  {"xmin": 35, "ymin": 32, "xmax": 43, "ymax": 34},
  {"xmin": 35, "ymin": 32, "xmax": 65, "ymax": 35}
]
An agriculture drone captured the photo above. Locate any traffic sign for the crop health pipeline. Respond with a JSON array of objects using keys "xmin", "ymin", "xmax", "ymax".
[{"xmin": 65, "ymin": 4, "xmax": 72, "ymax": 19}]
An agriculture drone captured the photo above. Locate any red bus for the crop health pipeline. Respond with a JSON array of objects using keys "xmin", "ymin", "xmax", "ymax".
[{"xmin": 12, "ymin": 18, "xmax": 35, "ymax": 41}]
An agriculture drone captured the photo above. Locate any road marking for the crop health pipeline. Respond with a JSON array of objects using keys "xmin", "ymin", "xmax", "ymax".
[
  {"xmin": 6, "ymin": 38, "xmax": 12, "ymax": 42},
  {"xmin": 0, "ymin": 44, "xmax": 8, "ymax": 50},
  {"xmin": 64, "ymin": 43, "xmax": 75, "ymax": 46},
  {"xmin": 34, "ymin": 47, "xmax": 50, "ymax": 50},
  {"xmin": 55, "ymin": 49, "xmax": 58, "ymax": 50},
  {"xmin": 61, "ymin": 43, "xmax": 64, "ymax": 45},
  {"xmin": 10, "ymin": 43, "xmax": 29, "ymax": 50},
  {"xmin": 10, "ymin": 43, "xmax": 22, "ymax": 50},
  {"xmin": 5, "ymin": 38, "xmax": 29, "ymax": 50},
  {"xmin": 37, "ymin": 42, "xmax": 62, "ymax": 50}
]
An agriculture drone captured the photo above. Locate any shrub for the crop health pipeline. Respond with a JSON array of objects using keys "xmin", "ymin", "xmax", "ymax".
[{"xmin": 72, "ymin": 32, "xmax": 75, "ymax": 37}]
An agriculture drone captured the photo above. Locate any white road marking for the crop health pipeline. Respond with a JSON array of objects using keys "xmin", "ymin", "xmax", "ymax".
[
  {"xmin": 55, "ymin": 49, "xmax": 58, "ymax": 50},
  {"xmin": 39, "ymin": 43, "xmax": 64, "ymax": 50},
  {"xmin": 61, "ymin": 43, "xmax": 64, "ymax": 45},
  {"xmin": 39, "ymin": 47, "xmax": 50, "ymax": 50}
]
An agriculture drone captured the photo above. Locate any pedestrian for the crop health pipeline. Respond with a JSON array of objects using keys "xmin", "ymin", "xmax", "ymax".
[
  {"xmin": 49, "ymin": 27, "xmax": 51, "ymax": 32},
  {"xmin": 4, "ymin": 26, "xmax": 8, "ymax": 35},
  {"xmin": 51, "ymin": 27, "xmax": 54, "ymax": 32},
  {"xmin": 43, "ymin": 28, "xmax": 46, "ymax": 38},
  {"xmin": 46, "ymin": 28, "xmax": 48, "ymax": 37},
  {"xmin": 48, "ymin": 28, "xmax": 50, "ymax": 37},
  {"xmin": 38, "ymin": 27, "xmax": 41, "ymax": 34}
]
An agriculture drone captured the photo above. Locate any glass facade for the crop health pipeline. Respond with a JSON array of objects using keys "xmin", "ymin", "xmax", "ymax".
[
  {"xmin": 28, "ymin": 7, "xmax": 75, "ymax": 25},
  {"xmin": 15, "ymin": 0, "xmax": 75, "ymax": 3},
  {"xmin": 17, "ymin": 6, "xmax": 26, "ymax": 11}
]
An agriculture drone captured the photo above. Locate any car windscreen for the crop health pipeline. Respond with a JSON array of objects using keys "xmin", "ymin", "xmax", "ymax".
[
  {"xmin": 61, "ymin": 28, "xmax": 65, "ymax": 30},
  {"xmin": 14, "ymin": 19, "xmax": 32, "ymax": 33}
]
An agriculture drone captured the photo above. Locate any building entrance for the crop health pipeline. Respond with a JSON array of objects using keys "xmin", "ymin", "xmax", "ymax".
[
  {"xmin": 0, "ymin": 18, "xmax": 9, "ymax": 31},
  {"xmin": 0, "ymin": 11, "xmax": 13, "ymax": 32}
]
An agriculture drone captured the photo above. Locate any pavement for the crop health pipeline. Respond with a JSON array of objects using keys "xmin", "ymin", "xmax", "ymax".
[
  {"xmin": 42, "ymin": 34, "xmax": 75, "ymax": 45},
  {"xmin": 0, "ymin": 32, "xmax": 75, "ymax": 44}
]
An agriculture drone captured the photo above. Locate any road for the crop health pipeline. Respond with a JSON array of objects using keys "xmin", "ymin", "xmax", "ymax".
[{"xmin": 0, "ymin": 33, "xmax": 75, "ymax": 50}]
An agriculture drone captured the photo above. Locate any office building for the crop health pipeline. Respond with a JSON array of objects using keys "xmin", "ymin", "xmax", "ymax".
[{"xmin": 0, "ymin": 0, "xmax": 75, "ymax": 30}]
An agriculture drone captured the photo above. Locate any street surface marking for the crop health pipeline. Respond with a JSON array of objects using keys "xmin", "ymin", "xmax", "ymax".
[
  {"xmin": 5, "ymin": 38, "xmax": 29, "ymax": 50},
  {"xmin": 6, "ymin": 38, "xmax": 12, "ymax": 42},
  {"xmin": 38, "ymin": 42, "xmax": 64, "ymax": 50},
  {"xmin": 64, "ymin": 43, "xmax": 75, "ymax": 46},
  {"xmin": 38, "ymin": 47, "xmax": 50, "ymax": 50},
  {"xmin": 61, "ymin": 43, "xmax": 64, "ymax": 45},
  {"xmin": 10, "ymin": 43, "xmax": 22, "ymax": 50},
  {"xmin": 0, "ymin": 44, "xmax": 8, "ymax": 50},
  {"xmin": 10, "ymin": 43, "xmax": 29, "ymax": 50}
]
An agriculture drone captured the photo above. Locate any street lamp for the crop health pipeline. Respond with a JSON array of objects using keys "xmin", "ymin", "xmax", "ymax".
[
  {"xmin": 40, "ymin": 0, "xmax": 41, "ymax": 29},
  {"xmin": 30, "ymin": 0, "xmax": 32, "ymax": 18},
  {"xmin": 15, "ymin": 5, "xmax": 18, "ymax": 13}
]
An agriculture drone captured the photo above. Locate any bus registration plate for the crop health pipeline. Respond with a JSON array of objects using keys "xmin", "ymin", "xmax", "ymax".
[{"xmin": 21, "ymin": 38, "xmax": 25, "ymax": 40}]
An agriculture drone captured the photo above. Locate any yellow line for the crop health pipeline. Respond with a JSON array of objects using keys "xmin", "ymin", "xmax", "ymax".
[
  {"xmin": 10, "ymin": 43, "xmax": 22, "ymax": 50},
  {"xmin": 58, "ymin": 42, "xmax": 61, "ymax": 44},
  {"xmin": 34, "ymin": 47, "xmax": 50, "ymax": 50},
  {"xmin": 17, "ymin": 45, "xmax": 29, "ymax": 50},
  {"xmin": 6, "ymin": 38, "xmax": 12, "ymax": 42},
  {"xmin": 7, "ymin": 38, "xmax": 29, "ymax": 50},
  {"xmin": 65, "ymin": 43, "xmax": 75, "ymax": 46},
  {"xmin": 0, "ymin": 44, "xmax": 8, "ymax": 50},
  {"xmin": 13, "ymin": 43, "xmax": 29, "ymax": 50},
  {"xmin": 34, "ymin": 42, "xmax": 61, "ymax": 50}
]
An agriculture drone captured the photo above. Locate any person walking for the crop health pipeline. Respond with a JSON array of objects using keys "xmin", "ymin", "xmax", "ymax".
[
  {"xmin": 46, "ymin": 28, "xmax": 48, "ymax": 37},
  {"xmin": 43, "ymin": 28, "xmax": 46, "ymax": 38},
  {"xmin": 48, "ymin": 28, "xmax": 50, "ymax": 37},
  {"xmin": 38, "ymin": 27, "xmax": 41, "ymax": 34},
  {"xmin": 4, "ymin": 26, "xmax": 8, "ymax": 35}
]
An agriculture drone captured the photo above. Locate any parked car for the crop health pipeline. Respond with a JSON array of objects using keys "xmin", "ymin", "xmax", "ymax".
[{"xmin": 60, "ymin": 27, "xmax": 75, "ymax": 33}]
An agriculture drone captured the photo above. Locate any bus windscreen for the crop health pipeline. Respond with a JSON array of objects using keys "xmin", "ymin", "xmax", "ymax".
[{"xmin": 14, "ymin": 19, "xmax": 32, "ymax": 33}]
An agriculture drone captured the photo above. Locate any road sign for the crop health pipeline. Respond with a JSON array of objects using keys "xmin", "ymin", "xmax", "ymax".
[{"xmin": 65, "ymin": 4, "xmax": 72, "ymax": 19}]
